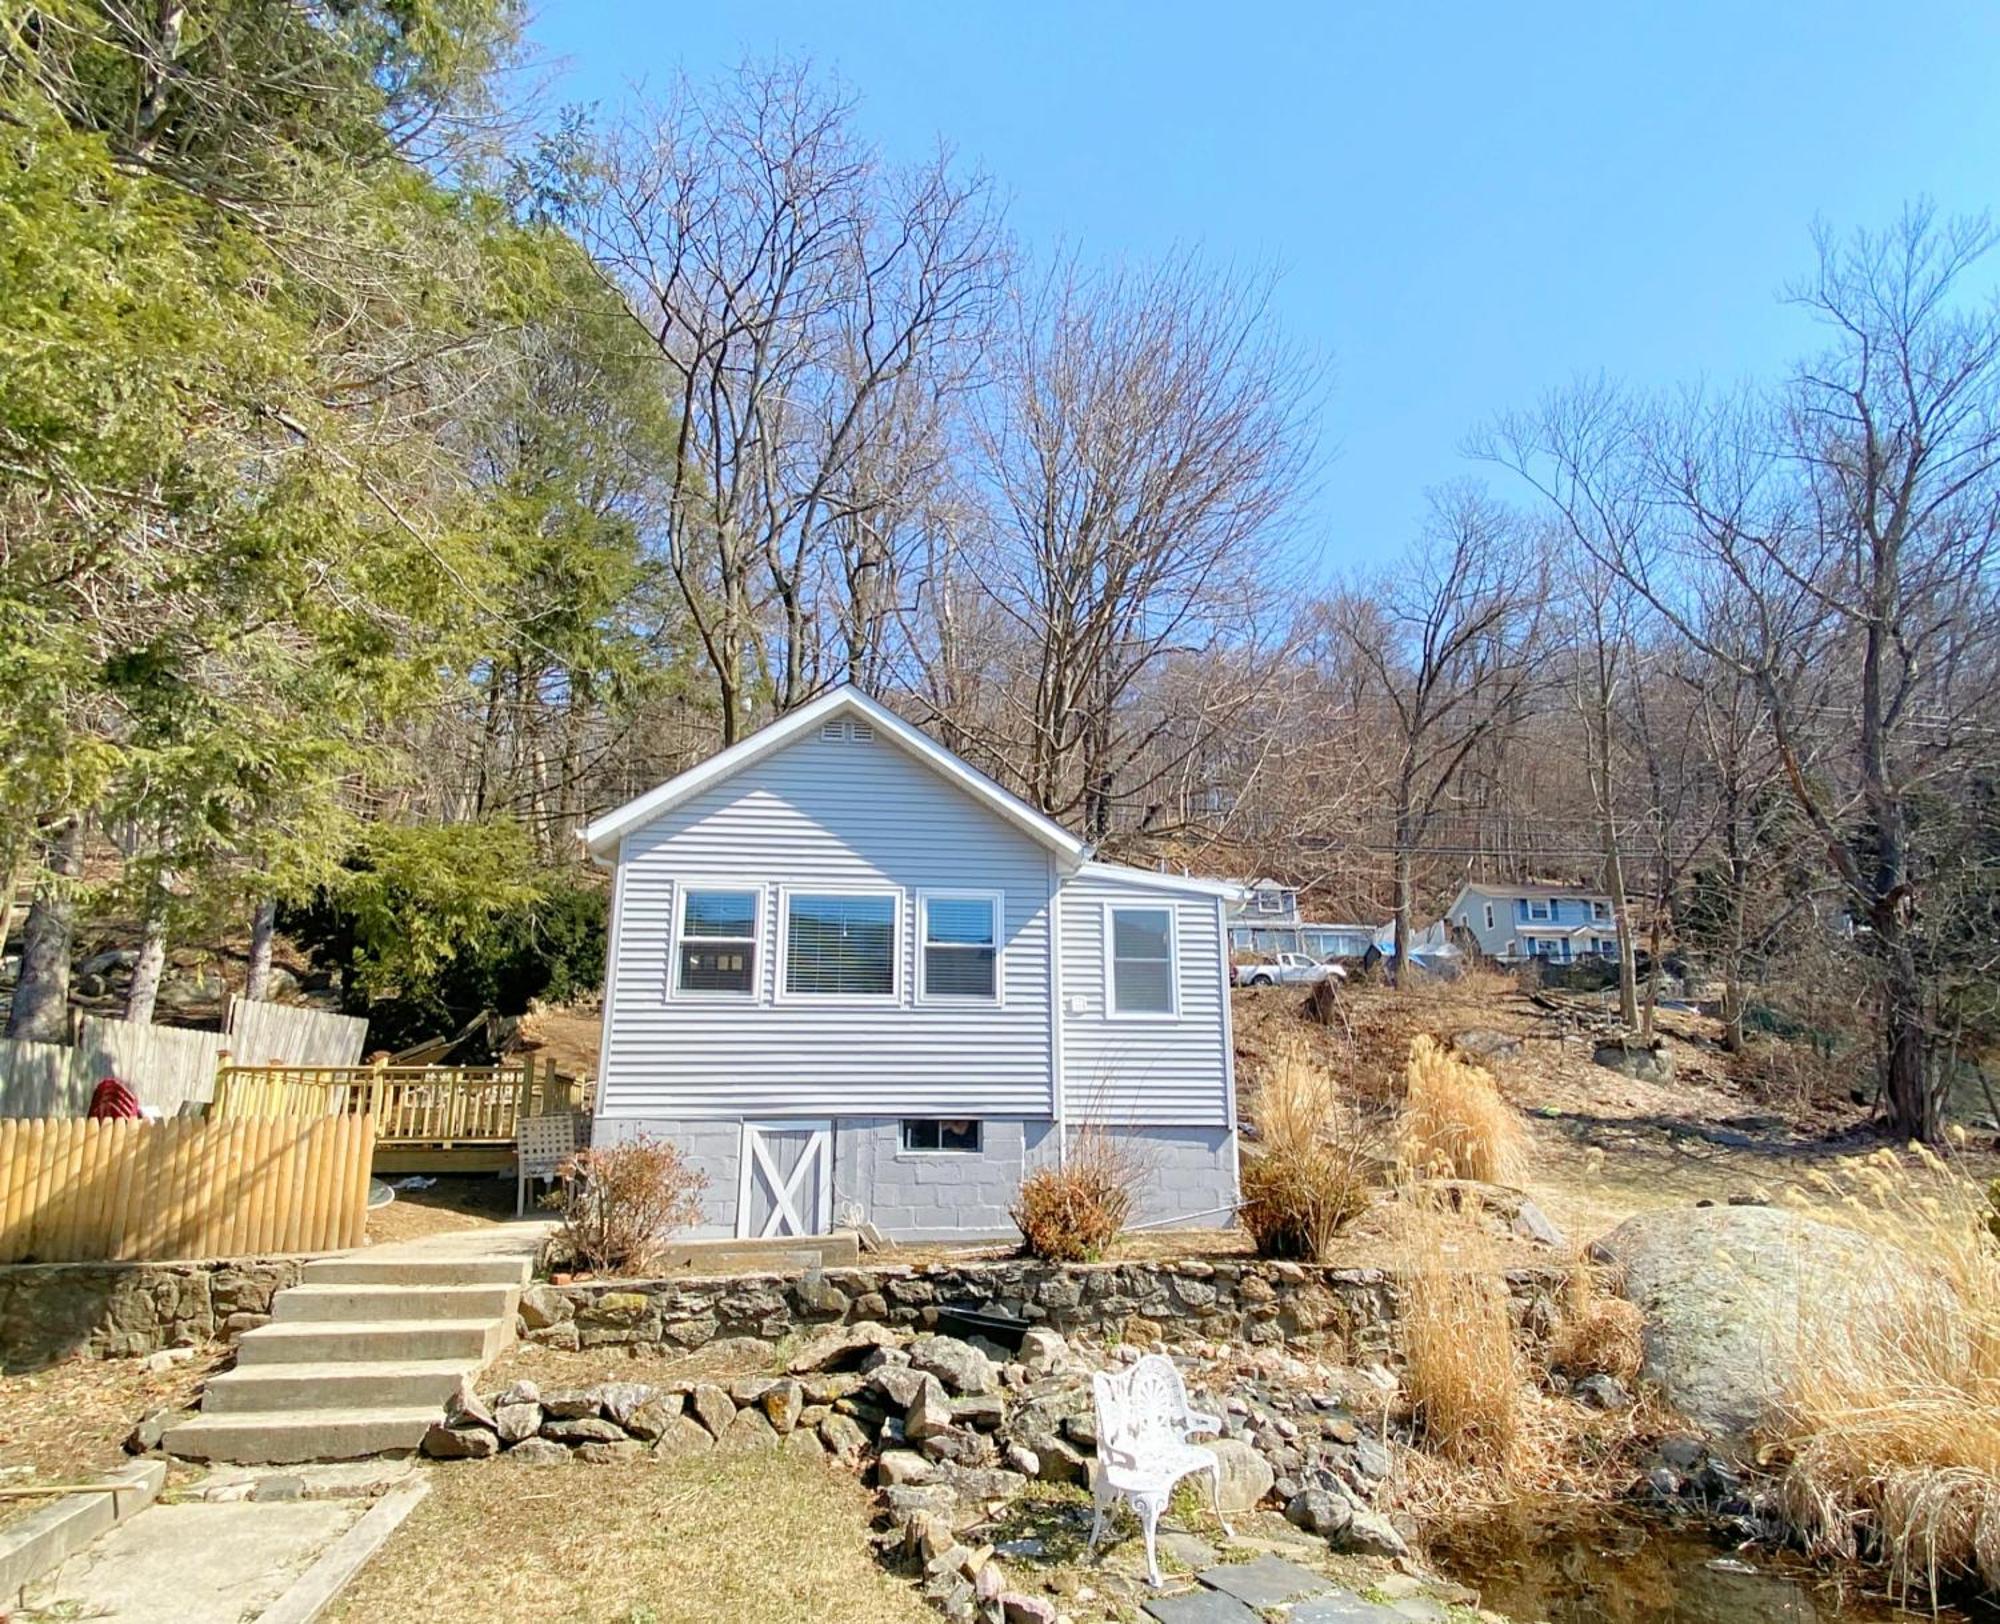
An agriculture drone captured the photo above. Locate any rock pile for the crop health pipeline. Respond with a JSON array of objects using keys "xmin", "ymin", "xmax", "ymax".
[{"xmin": 424, "ymin": 1322, "xmax": 1415, "ymax": 1623}]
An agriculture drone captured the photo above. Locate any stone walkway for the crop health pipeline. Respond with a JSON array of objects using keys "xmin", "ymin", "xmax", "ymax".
[
  {"xmin": 1141, "ymin": 1554, "xmax": 1421, "ymax": 1623},
  {"xmin": 23, "ymin": 1461, "xmax": 426, "ymax": 1624}
]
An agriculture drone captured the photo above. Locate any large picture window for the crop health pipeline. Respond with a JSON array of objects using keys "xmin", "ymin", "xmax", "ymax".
[
  {"xmin": 920, "ymin": 892, "xmax": 1000, "ymax": 1002},
  {"xmin": 1108, "ymin": 905, "xmax": 1176, "ymax": 1016},
  {"xmin": 784, "ymin": 891, "xmax": 898, "ymax": 998},
  {"xmin": 676, "ymin": 887, "xmax": 759, "ymax": 996}
]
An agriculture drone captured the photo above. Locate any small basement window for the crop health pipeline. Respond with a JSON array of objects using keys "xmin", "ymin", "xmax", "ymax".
[
  {"xmin": 676, "ymin": 887, "xmax": 759, "ymax": 996},
  {"xmin": 901, "ymin": 1119, "xmax": 981, "ymax": 1153}
]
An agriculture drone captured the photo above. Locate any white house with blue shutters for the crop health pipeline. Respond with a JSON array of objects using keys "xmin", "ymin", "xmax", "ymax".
[
  {"xmin": 1444, "ymin": 880, "xmax": 1619, "ymax": 964},
  {"xmin": 580, "ymin": 685, "xmax": 1242, "ymax": 1241}
]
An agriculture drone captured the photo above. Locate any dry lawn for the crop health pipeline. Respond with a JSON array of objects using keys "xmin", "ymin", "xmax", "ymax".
[
  {"xmin": 327, "ymin": 1451, "xmax": 933, "ymax": 1624},
  {"xmin": 0, "ymin": 1351, "xmax": 220, "ymax": 1526}
]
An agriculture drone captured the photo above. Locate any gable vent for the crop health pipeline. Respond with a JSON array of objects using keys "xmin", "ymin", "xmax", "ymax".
[{"xmin": 820, "ymin": 717, "xmax": 875, "ymax": 743}]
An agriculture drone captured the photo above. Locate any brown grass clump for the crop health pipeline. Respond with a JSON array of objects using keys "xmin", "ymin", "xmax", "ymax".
[
  {"xmin": 1397, "ymin": 1034, "xmax": 1528, "ymax": 1185},
  {"xmin": 1767, "ymin": 1141, "xmax": 2000, "ymax": 1596},
  {"xmin": 1547, "ymin": 1264, "xmax": 1644, "ymax": 1384},
  {"xmin": 1011, "ymin": 1130, "xmax": 1136, "ymax": 1262},
  {"xmin": 548, "ymin": 1134, "xmax": 708, "ymax": 1275},
  {"xmin": 1238, "ymin": 1044, "xmax": 1376, "ymax": 1260},
  {"xmin": 1398, "ymin": 1198, "xmax": 1524, "ymax": 1470}
]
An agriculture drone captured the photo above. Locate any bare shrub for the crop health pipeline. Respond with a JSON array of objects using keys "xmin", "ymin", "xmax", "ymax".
[
  {"xmin": 1768, "ymin": 1142, "xmax": 2000, "ymax": 1595},
  {"xmin": 1399, "ymin": 1197, "xmax": 1522, "ymax": 1470},
  {"xmin": 1238, "ymin": 1043, "xmax": 1376, "ymax": 1260},
  {"xmin": 1548, "ymin": 1265, "xmax": 1644, "ymax": 1384},
  {"xmin": 549, "ymin": 1134, "xmax": 708, "ymax": 1276},
  {"xmin": 1397, "ymin": 1034, "xmax": 1527, "ymax": 1185},
  {"xmin": 1011, "ymin": 1130, "xmax": 1137, "ymax": 1262}
]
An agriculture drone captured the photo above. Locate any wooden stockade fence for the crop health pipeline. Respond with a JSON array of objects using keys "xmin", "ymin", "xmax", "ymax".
[
  {"xmin": 0, "ymin": 1114, "xmax": 375, "ymax": 1264},
  {"xmin": 210, "ymin": 1056, "xmax": 581, "ymax": 1146}
]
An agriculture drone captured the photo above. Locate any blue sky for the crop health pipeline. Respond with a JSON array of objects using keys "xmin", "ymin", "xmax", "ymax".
[{"xmin": 527, "ymin": 2, "xmax": 2000, "ymax": 576}]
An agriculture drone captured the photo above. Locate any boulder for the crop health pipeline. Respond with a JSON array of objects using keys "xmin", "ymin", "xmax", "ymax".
[
  {"xmin": 908, "ymin": 1335, "xmax": 999, "ymax": 1397},
  {"xmin": 871, "ymin": 1365, "xmax": 937, "ymax": 1410},
  {"xmin": 878, "ymin": 1449, "xmax": 938, "ymax": 1486},
  {"xmin": 688, "ymin": 1382, "xmax": 736, "ymax": 1440},
  {"xmin": 1334, "ymin": 1505, "xmax": 1409, "ymax": 1558},
  {"xmin": 623, "ymin": 1396, "xmax": 682, "ymax": 1442},
  {"xmin": 495, "ymin": 1403, "xmax": 543, "ymax": 1445},
  {"xmin": 761, "ymin": 1378, "xmax": 804, "ymax": 1435},
  {"xmin": 1285, "ymin": 1486, "xmax": 1353, "ymax": 1539},
  {"xmin": 819, "ymin": 1413, "xmax": 870, "ymax": 1462},
  {"xmin": 1017, "ymin": 1327, "xmax": 1070, "ymax": 1377},
  {"xmin": 575, "ymin": 1439, "xmax": 643, "ymax": 1464},
  {"xmin": 1452, "ymin": 1028, "xmax": 1522, "ymax": 1061},
  {"xmin": 597, "ymin": 1383, "xmax": 661, "ymax": 1430},
  {"xmin": 1593, "ymin": 1039, "xmax": 1674, "ymax": 1084},
  {"xmin": 651, "ymin": 1416, "xmax": 716, "ymax": 1458},
  {"xmin": 505, "ymin": 1437, "xmax": 570, "ymax": 1465},
  {"xmin": 541, "ymin": 1387, "xmax": 606, "ymax": 1420},
  {"xmin": 716, "ymin": 1407, "xmax": 781, "ymax": 1452},
  {"xmin": 905, "ymin": 1377, "xmax": 955, "ymax": 1442},
  {"xmin": 1595, "ymin": 1203, "xmax": 1920, "ymax": 1453},
  {"xmin": 1207, "ymin": 1437, "xmax": 1274, "ymax": 1513},
  {"xmin": 422, "ymin": 1423, "xmax": 498, "ymax": 1459},
  {"xmin": 543, "ymin": 1416, "xmax": 624, "ymax": 1445}
]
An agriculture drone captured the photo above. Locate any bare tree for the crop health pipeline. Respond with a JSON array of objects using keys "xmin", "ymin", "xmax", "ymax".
[
  {"xmin": 961, "ymin": 253, "xmax": 1316, "ymax": 841},
  {"xmin": 574, "ymin": 61, "xmax": 1004, "ymax": 742},
  {"xmin": 1492, "ymin": 209, "xmax": 2000, "ymax": 1138},
  {"xmin": 1334, "ymin": 486, "xmax": 1544, "ymax": 982}
]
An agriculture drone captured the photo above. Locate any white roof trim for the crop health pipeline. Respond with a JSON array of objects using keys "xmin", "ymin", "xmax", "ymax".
[
  {"xmin": 579, "ymin": 686, "xmax": 1089, "ymax": 862},
  {"xmin": 1079, "ymin": 861, "xmax": 1244, "ymax": 901}
]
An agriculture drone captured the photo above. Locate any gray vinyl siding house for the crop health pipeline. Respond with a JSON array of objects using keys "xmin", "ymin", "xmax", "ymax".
[{"xmin": 582, "ymin": 686, "xmax": 1240, "ymax": 1241}]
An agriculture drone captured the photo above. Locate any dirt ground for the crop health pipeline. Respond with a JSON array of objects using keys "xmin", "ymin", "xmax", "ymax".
[
  {"xmin": 364, "ymin": 1174, "xmax": 519, "ymax": 1245},
  {"xmin": 1234, "ymin": 974, "xmax": 2000, "ymax": 1248}
]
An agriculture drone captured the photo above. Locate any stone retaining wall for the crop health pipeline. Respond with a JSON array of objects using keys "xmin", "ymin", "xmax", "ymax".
[
  {"xmin": 0, "ymin": 1257, "xmax": 303, "ymax": 1369},
  {"xmin": 522, "ymin": 1256, "xmax": 1564, "ymax": 1360}
]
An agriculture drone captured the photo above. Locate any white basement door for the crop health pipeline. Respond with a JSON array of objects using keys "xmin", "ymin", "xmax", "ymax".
[{"xmin": 735, "ymin": 1121, "xmax": 832, "ymax": 1238}]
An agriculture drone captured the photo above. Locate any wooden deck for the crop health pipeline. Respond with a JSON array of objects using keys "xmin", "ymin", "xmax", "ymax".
[{"xmin": 210, "ymin": 1058, "xmax": 584, "ymax": 1172}]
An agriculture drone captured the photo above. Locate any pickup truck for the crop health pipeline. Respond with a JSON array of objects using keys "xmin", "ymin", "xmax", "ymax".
[{"xmin": 1235, "ymin": 952, "xmax": 1343, "ymax": 988}]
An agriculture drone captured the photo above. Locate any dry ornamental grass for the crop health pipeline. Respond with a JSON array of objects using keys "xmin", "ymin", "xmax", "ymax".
[
  {"xmin": 1397, "ymin": 1035, "xmax": 1527, "ymax": 1186},
  {"xmin": 1767, "ymin": 1141, "xmax": 2000, "ymax": 1597},
  {"xmin": 1238, "ymin": 1043, "xmax": 1376, "ymax": 1260}
]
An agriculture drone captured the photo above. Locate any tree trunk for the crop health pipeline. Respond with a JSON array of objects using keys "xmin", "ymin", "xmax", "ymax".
[
  {"xmin": 124, "ymin": 902, "xmax": 168, "ymax": 1024},
  {"xmin": 7, "ymin": 819, "xmax": 81, "ymax": 1042},
  {"xmin": 245, "ymin": 896, "xmax": 277, "ymax": 1002},
  {"xmin": 1879, "ymin": 918, "xmax": 1934, "ymax": 1140},
  {"xmin": 1391, "ymin": 801, "xmax": 1414, "ymax": 986}
]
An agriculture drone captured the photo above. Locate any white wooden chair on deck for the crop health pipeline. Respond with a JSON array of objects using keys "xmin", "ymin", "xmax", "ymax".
[
  {"xmin": 516, "ymin": 1111, "xmax": 585, "ymax": 1216},
  {"xmin": 1086, "ymin": 1353, "xmax": 1233, "ymax": 1586}
]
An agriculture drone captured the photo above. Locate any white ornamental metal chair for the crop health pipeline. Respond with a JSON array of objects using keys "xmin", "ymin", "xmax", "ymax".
[
  {"xmin": 516, "ymin": 1111, "xmax": 585, "ymax": 1216},
  {"xmin": 1086, "ymin": 1353, "xmax": 1233, "ymax": 1586}
]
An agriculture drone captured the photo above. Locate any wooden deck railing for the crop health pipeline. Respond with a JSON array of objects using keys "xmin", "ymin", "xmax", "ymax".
[{"xmin": 210, "ymin": 1057, "xmax": 581, "ymax": 1146}]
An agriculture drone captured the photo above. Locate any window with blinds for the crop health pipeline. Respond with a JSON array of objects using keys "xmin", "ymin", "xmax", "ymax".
[
  {"xmin": 784, "ymin": 892, "xmax": 897, "ymax": 997},
  {"xmin": 676, "ymin": 887, "xmax": 759, "ymax": 995},
  {"xmin": 1109, "ymin": 905, "xmax": 1176, "ymax": 1016},
  {"xmin": 920, "ymin": 893, "xmax": 999, "ymax": 1001}
]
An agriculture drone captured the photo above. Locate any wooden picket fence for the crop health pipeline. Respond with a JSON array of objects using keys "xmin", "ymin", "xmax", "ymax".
[{"xmin": 0, "ymin": 1114, "xmax": 375, "ymax": 1263}]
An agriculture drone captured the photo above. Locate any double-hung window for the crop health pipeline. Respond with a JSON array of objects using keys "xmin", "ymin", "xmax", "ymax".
[
  {"xmin": 783, "ymin": 891, "xmax": 898, "ymax": 999},
  {"xmin": 920, "ymin": 892, "xmax": 1001, "ymax": 1003},
  {"xmin": 1108, "ymin": 905, "xmax": 1176, "ymax": 1017},
  {"xmin": 675, "ymin": 887, "xmax": 760, "ymax": 996},
  {"xmin": 1527, "ymin": 898, "xmax": 1551, "ymax": 922}
]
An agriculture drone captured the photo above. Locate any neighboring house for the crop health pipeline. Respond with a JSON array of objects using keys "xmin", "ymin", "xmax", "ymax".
[
  {"xmin": 581, "ymin": 685, "xmax": 1241, "ymax": 1242},
  {"xmin": 1227, "ymin": 882, "xmax": 1376, "ymax": 960},
  {"xmin": 1445, "ymin": 882, "xmax": 1619, "ymax": 964}
]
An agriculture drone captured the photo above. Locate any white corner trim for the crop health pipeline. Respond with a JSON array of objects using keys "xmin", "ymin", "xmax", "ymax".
[{"xmin": 580, "ymin": 686, "xmax": 1087, "ymax": 862}]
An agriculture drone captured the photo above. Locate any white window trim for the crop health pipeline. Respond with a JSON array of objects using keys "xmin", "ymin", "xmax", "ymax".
[
  {"xmin": 1103, "ymin": 901, "xmax": 1180, "ymax": 1022},
  {"xmin": 667, "ymin": 881, "xmax": 768, "ymax": 1003},
  {"xmin": 896, "ymin": 1118, "xmax": 986, "ymax": 1157},
  {"xmin": 1527, "ymin": 899, "xmax": 1552, "ymax": 921},
  {"xmin": 916, "ymin": 889, "xmax": 1005, "ymax": 1008},
  {"xmin": 776, "ymin": 884, "xmax": 904, "ymax": 1005}
]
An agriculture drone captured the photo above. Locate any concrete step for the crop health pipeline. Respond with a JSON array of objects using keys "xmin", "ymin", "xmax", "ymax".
[
  {"xmin": 201, "ymin": 1359, "xmax": 476, "ymax": 1414},
  {"xmin": 162, "ymin": 1406, "xmax": 440, "ymax": 1464},
  {"xmin": 272, "ymin": 1283, "xmax": 518, "ymax": 1324},
  {"xmin": 234, "ymin": 1318, "xmax": 510, "ymax": 1367},
  {"xmin": 301, "ymin": 1255, "xmax": 531, "ymax": 1288}
]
